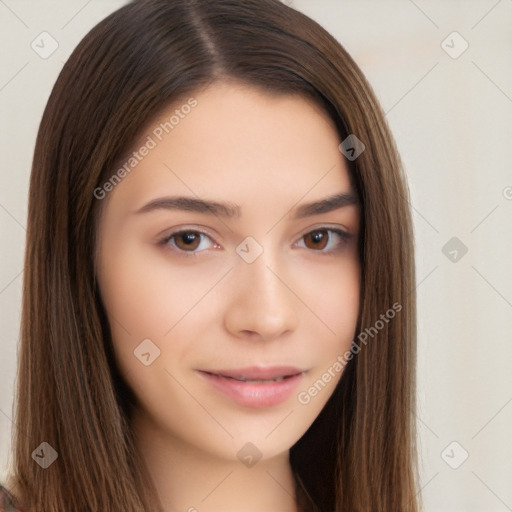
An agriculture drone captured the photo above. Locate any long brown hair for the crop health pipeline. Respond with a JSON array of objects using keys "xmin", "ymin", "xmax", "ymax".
[{"xmin": 5, "ymin": 0, "xmax": 420, "ymax": 510}]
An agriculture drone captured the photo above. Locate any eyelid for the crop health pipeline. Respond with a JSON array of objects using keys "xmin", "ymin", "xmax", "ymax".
[{"xmin": 158, "ymin": 225, "xmax": 218, "ymax": 242}]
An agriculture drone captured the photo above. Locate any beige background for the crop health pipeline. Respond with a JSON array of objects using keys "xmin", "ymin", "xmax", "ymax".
[{"xmin": 1, "ymin": 1, "xmax": 511, "ymax": 510}]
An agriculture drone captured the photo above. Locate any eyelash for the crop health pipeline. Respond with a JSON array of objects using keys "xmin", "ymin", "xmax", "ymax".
[{"xmin": 158, "ymin": 227, "xmax": 352, "ymax": 257}]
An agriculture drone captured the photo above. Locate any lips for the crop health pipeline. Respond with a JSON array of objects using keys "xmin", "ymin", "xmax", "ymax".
[{"xmin": 197, "ymin": 365, "xmax": 305, "ymax": 408}]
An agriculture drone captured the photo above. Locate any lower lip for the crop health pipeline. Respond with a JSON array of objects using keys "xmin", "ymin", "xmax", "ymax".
[{"xmin": 198, "ymin": 371, "xmax": 304, "ymax": 408}]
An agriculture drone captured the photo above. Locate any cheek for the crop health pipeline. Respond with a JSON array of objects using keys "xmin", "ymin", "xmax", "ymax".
[
  {"xmin": 304, "ymin": 255, "xmax": 361, "ymax": 345},
  {"xmin": 96, "ymin": 242, "xmax": 212, "ymax": 427},
  {"xmin": 97, "ymin": 235, "xmax": 228, "ymax": 340},
  {"xmin": 294, "ymin": 256, "xmax": 360, "ymax": 402},
  {"xmin": 96, "ymin": 239, "xmax": 234, "ymax": 408}
]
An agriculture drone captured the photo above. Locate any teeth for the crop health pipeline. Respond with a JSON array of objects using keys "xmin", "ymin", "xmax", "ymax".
[{"xmin": 229, "ymin": 376, "xmax": 287, "ymax": 382}]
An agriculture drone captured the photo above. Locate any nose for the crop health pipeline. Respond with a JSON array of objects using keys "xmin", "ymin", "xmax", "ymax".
[{"xmin": 223, "ymin": 253, "xmax": 299, "ymax": 341}]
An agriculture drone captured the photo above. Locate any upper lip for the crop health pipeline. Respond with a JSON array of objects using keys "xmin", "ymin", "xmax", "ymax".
[{"xmin": 199, "ymin": 365, "xmax": 304, "ymax": 380}]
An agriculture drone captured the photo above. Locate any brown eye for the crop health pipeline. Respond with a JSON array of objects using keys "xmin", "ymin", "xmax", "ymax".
[
  {"xmin": 160, "ymin": 230, "xmax": 214, "ymax": 253},
  {"xmin": 160, "ymin": 229, "xmax": 218, "ymax": 255},
  {"xmin": 174, "ymin": 231, "xmax": 201, "ymax": 251},
  {"xmin": 299, "ymin": 228, "xmax": 350, "ymax": 253},
  {"xmin": 304, "ymin": 229, "xmax": 329, "ymax": 250}
]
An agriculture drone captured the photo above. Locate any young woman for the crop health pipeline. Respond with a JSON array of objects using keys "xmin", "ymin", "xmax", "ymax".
[{"xmin": 1, "ymin": 0, "xmax": 420, "ymax": 510}]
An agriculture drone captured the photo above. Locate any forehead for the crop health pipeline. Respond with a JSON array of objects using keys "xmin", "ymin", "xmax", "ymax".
[{"xmin": 104, "ymin": 80, "xmax": 353, "ymax": 214}]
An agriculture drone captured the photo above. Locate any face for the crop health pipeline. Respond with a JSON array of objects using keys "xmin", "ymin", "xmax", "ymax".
[{"xmin": 95, "ymin": 80, "xmax": 361, "ymax": 463}]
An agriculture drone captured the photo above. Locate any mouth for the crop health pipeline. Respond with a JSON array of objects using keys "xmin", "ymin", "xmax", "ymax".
[
  {"xmin": 197, "ymin": 366, "xmax": 305, "ymax": 408},
  {"xmin": 202, "ymin": 365, "xmax": 304, "ymax": 381},
  {"xmin": 215, "ymin": 375, "xmax": 292, "ymax": 383}
]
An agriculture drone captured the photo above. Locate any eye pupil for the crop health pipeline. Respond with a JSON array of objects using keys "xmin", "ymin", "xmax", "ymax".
[
  {"xmin": 176, "ymin": 232, "xmax": 200, "ymax": 250},
  {"xmin": 305, "ymin": 230, "xmax": 328, "ymax": 250},
  {"xmin": 182, "ymin": 233, "xmax": 196, "ymax": 244}
]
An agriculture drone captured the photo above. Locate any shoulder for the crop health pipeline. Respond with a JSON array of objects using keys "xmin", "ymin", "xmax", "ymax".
[{"xmin": 0, "ymin": 484, "xmax": 25, "ymax": 511}]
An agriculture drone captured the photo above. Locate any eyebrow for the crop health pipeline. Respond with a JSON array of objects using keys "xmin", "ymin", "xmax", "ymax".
[{"xmin": 135, "ymin": 191, "xmax": 359, "ymax": 219}]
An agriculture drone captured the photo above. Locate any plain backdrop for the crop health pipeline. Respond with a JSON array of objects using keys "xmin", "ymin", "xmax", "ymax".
[{"xmin": 1, "ymin": 1, "xmax": 511, "ymax": 510}]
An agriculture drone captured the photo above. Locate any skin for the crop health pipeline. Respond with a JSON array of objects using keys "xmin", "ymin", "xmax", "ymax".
[{"xmin": 95, "ymin": 80, "xmax": 361, "ymax": 512}]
